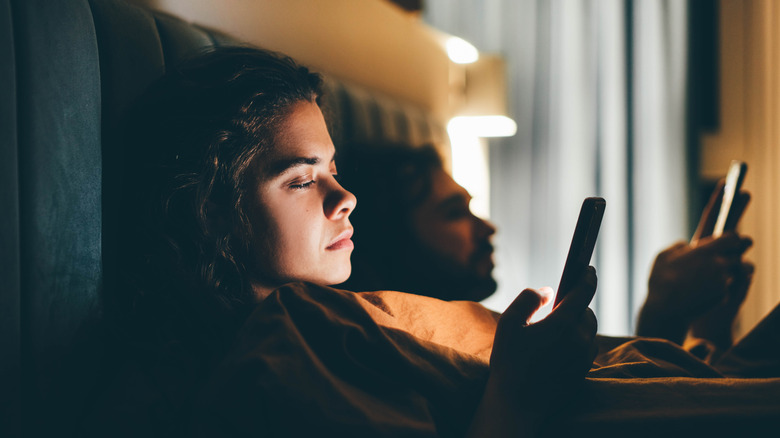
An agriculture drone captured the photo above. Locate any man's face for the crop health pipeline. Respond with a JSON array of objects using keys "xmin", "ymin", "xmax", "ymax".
[
  {"xmin": 247, "ymin": 101, "xmax": 357, "ymax": 297},
  {"xmin": 410, "ymin": 167, "xmax": 497, "ymax": 301}
]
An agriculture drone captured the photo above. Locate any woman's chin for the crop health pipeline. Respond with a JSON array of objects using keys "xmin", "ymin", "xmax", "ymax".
[{"xmin": 327, "ymin": 266, "xmax": 352, "ymax": 287}]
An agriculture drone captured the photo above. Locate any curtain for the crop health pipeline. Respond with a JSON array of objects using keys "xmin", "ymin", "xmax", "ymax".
[{"xmin": 424, "ymin": 0, "xmax": 690, "ymax": 335}]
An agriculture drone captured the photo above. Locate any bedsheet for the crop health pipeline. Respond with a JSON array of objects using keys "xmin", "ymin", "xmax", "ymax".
[{"xmin": 195, "ymin": 283, "xmax": 780, "ymax": 437}]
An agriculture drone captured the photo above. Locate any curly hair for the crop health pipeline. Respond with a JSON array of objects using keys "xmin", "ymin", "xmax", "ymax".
[{"xmin": 118, "ymin": 47, "xmax": 323, "ymax": 332}]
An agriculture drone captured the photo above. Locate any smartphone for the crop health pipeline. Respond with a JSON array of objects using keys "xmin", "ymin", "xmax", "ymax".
[
  {"xmin": 712, "ymin": 160, "xmax": 747, "ymax": 238},
  {"xmin": 553, "ymin": 197, "xmax": 606, "ymax": 308}
]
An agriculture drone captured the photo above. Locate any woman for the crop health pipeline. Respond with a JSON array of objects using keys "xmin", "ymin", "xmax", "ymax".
[{"xmin": 104, "ymin": 47, "xmax": 598, "ymax": 438}]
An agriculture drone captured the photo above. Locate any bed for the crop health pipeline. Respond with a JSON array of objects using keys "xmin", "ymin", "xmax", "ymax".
[
  {"xmin": 191, "ymin": 284, "xmax": 780, "ymax": 437},
  {"xmin": 3, "ymin": 0, "xmax": 780, "ymax": 436}
]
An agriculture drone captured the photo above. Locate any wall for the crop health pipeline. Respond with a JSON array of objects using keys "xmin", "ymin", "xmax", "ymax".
[
  {"xmin": 128, "ymin": 0, "xmax": 451, "ymax": 121},
  {"xmin": 700, "ymin": 0, "xmax": 780, "ymax": 339}
]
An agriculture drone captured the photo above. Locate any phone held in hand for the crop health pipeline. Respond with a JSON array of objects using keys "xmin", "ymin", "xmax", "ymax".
[
  {"xmin": 712, "ymin": 160, "xmax": 747, "ymax": 238},
  {"xmin": 553, "ymin": 197, "xmax": 606, "ymax": 308}
]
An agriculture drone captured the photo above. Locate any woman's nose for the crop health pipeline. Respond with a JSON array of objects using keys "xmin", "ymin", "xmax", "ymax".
[{"xmin": 324, "ymin": 179, "xmax": 357, "ymax": 219}]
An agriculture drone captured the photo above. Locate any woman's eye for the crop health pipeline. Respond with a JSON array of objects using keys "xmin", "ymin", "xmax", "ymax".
[{"xmin": 289, "ymin": 180, "xmax": 316, "ymax": 190}]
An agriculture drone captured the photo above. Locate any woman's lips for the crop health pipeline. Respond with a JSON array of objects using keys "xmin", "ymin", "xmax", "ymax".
[{"xmin": 327, "ymin": 229, "xmax": 354, "ymax": 250}]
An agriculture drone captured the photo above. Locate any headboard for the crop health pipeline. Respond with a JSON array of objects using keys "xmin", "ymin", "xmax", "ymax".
[{"xmin": 0, "ymin": 0, "xmax": 445, "ymax": 435}]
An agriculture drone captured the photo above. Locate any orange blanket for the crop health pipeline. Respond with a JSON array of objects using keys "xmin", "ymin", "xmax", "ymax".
[{"xmin": 195, "ymin": 283, "xmax": 780, "ymax": 437}]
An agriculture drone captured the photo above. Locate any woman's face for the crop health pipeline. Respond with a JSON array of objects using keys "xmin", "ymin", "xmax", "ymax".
[{"xmin": 247, "ymin": 101, "xmax": 356, "ymax": 297}]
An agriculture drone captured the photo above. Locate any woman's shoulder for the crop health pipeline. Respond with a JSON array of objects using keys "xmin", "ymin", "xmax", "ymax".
[
  {"xmin": 252, "ymin": 283, "xmax": 498, "ymax": 361},
  {"xmin": 354, "ymin": 289, "xmax": 498, "ymax": 361},
  {"xmin": 195, "ymin": 282, "xmax": 491, "ymax": 437}
]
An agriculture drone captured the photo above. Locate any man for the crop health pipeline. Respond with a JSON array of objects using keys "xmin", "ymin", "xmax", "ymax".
[
  {"xmin": 338, "ymin": 142, "xmax": 753, "ymax": 350},
  {"xmin": 338, "ymin": 143, "xmax": 497, "ymax": 301}
]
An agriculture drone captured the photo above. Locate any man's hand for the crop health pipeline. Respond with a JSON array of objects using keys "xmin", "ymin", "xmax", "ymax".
[
  {"xmin": 646, "ymin": 234, "xmax": 752, "ymax": 326},
  {"xmin": 692, "ymin": 179, "xmax": 751, "ymax": 244},
  {"xmin": 637, "ymin": 181, "xmax": 753, "ymax": 345}
]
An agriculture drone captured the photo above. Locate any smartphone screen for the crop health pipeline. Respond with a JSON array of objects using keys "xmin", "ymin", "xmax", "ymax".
[
  {"xmin": 553, "ymin": 197, "xmax": 606, "ymax": 308},
  {"xmin": 712, "ymin": 160, "xmax": 747, "ymax": 238}
]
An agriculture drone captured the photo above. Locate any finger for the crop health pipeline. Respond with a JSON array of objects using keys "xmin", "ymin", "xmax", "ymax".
[
  {"xmin": 583, "ymin": 307, "xmax": 598, "ymax": 339},
  {"xmin": 658, "ymin": 241, "xmax": 688, "ymax": 257},
  {"xmin": 503, "ymin": 288, "xmax": 547, "ymax": 326},
  {"xmin": 546, "ymin": 267, "xmax": 597, "ymax": 326},
  {"xmin": 696, "ymin": 232, "xmax": 752, "ymax": 256},
  {"xmin": 563, "ymin": 309, "xmax": 598, "ymax": 348},
  {"xmin": 537, "ymin": 286, "xmax": 555, "ymax": 307},
  {"xmin": 576, "ymin": 319, "xmax": 600, "ymax": 375},
  {"xmin": 726, "ymin": 262, "xmax": 754, "ymax": 307},
  {"xmin": 724, "ymin": 191, "xmax": 751, "ymax": 232},
  {"xmin": 586, "ymin": 341, "xmax": 599, "ymax": 373},
  {"xmin": 558, "ymin": 329, "xmax": 599, "ymax": 380},
  {"xmin": 707, "ymin": 248, "xmax": 748, "ymax": 267},
  {"xmin": 692, "ymin": 180, "xmax": 725, "ymax": 243},
  {"xmin": 563, "ymin": 309, "xmax": 598, "ymax": 359}
]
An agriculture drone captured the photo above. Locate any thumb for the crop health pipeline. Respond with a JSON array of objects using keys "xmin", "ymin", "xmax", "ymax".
[{"xmin": 503, "ymin": 288, "xmax": 549, "ymax": 326}]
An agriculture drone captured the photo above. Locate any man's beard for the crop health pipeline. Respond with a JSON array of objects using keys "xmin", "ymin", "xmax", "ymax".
[{"xmin": 400, "ymin": 241, "xmax": 497, "ymax": 302}]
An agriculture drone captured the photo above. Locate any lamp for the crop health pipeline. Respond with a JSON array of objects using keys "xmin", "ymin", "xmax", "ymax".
[
  {"xmin": 449, "ymin": 53, "xmax": 517, "ymax": 138},
  {"xmin": 446, "ymin": 36, "xmax": 479, "ymax": 64},
  {"xmin": 445, "ymin": 51, "xmax": 516, "ymax": 219}
]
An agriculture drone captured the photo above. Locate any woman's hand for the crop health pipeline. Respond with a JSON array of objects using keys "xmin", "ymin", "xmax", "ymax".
[
  {"xmin": 467, "ymin": 267, "xmax": 598, "ymax": 437},
  {"xmin": 491, "ymin": 267, "xmax": 598, "ymax": 406}
]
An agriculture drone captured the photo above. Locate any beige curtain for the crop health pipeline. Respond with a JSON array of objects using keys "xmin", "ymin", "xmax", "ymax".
[{"xmin": 425, "ymin": 0, "xmax": 690, "ymax": 335}]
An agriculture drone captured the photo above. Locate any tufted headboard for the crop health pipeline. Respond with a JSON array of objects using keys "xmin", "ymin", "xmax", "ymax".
[{"xmin": 0, "ymin": 0, "xmax": 445, "ymax": 435}]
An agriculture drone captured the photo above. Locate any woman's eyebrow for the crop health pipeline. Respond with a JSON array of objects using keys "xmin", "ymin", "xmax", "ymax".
[{"xmin": 267, "ymin": 156, "xmax": 320, "ymax": 177}]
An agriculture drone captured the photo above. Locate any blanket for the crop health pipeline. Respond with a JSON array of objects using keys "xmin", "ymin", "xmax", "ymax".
[{"xmin": 194, "ymin": 283, "xmax": 780, "ymax": 437}]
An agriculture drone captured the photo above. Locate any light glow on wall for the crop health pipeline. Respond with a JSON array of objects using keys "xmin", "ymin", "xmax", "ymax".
[{"xmin": 448, "ymin": 127, "xmax": 490, "ymax": 219}]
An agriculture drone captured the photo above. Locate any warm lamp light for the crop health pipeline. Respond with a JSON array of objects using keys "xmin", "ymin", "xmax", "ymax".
[
  {"xmin": 448, "ymin": 115, "xmax": 517, "ymax": 138},
  {"xmin": 449, "ymin": 54, "xmax": 516, "ymax": 137},
  {"xmin": 446, "ymin": 36, "xmax": 479, "ymax": 64}
]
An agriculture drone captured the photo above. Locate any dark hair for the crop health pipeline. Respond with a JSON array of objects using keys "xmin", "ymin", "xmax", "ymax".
[
  {"xmin": 337, "ymin": 143, "xmax": 444, "ymax": 292},
  {"xmin": 118, "ymin": 47, "xmax": 323, "ymax": 336}
]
